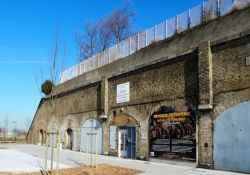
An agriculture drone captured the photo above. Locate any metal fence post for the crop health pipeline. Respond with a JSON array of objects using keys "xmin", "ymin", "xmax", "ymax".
[
  {"xmin": 115, "ymin": 44, "xmax": 118, "ymax": 60},
  {"xmin": 165, "ymin": 20, "xmax": 168, "ymax": 38},
  {"xmin": 217, "ymin": 0, "xmax": 221, "ymax": 17},
  {"xmin": 137, "ymin": 33, "xmax": 140, "ymax": 50},
  {"xmin": 176, "ymin": 15, "xmax": 179, "ymax": 33},
  {"xmin": 129, "ymin": 37, "xmax": 132, "ymax": 54},
  {"xmin": 97, "ymin": 55, "xmax": 99, "ymax": 68},
  {"xmin": 188, "ymin": 9, "xmax": 191, "ymax": 29},
  {"xmin": 202, "ymin": 1, "xmax": 205, "ymax": 22},
  {"xmin": 108, "ymin": 49, "xmax": 110, "ymax": 63},
  {"xmin": 154, "ymin": 25, "xmax": 157, "ymax": 40}
]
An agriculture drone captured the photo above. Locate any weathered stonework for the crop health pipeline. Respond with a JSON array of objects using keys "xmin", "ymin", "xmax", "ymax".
[
  {"xmin": 27, "ymin": 8, "xmax": 250, "ymax": 171},
  {"xmin": 198, "ymin": 41, "xmax": 213, "ymax": 109}
]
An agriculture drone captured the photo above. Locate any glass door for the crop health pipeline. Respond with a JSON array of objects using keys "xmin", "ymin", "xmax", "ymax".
[{"xmin": 120, "ymin": 129, "xmax": 128, "ymax": 157}]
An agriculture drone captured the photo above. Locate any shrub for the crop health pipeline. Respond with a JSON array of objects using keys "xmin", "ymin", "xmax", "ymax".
[{"xmin": 41, "ymin": 80, "xmax": 54, "ymax": 95}]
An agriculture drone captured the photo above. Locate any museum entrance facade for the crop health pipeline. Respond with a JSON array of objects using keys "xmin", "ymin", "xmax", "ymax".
[
  {"xmin": 149, "ymin": 106, "xmax": 196, "ymax": 161},
  {"xmin": 109, "ymin": 113, "xmax": 138, "ymax": 159}
]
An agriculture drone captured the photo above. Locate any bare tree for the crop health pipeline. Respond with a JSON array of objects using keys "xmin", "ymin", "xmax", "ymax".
[
  {"xmin": 33, "ymin": 30, "xmax": 67, "ymax": 126},
  {"xmin": 75, "ymin": 21, "xmax": 99, "ymax": 62},
  {"xmin": 98, "ymin": 17, "xmax": 113, "ymax": 51},
  {"xmin": 24, "ymin": 117, "xmax": 31, "ymax": 132},
  {"xmin": 107, "ymin": 1, "xmax": 135, "ymax": 43},
  {"xmin": 74, "ymin": 1, "xmax": 135, "ymax": 62}
]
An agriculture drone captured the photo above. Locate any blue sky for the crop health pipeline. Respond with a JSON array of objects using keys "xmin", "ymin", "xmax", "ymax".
[{"xmin": 0, "ymin": 0, "xmax": 203, "ymax": 131}]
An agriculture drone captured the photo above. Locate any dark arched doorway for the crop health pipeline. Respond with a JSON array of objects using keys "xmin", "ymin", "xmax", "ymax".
[
  {"xmin": 66, "ymin": 128, "xmax": 73, "ymax": 150},
  {"xmin": 39, "ymin": 129, "xmax": 46, "ymax": 145}
]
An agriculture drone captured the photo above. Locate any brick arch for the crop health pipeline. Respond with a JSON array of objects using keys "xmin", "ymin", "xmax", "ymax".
[
  {"xmin": 107, "ymin": 106, "xmax": 143, "ymax": 126},
  {"xmin": 60, "ymin": 115, "xmax": 79, "ymax": 130},
  {"xmin": 79, "ymin": 111, "xmax": 99, "ymax": 127},
  {"xmin": 110, "ymin": 113, "xmax": 139, "ymax": 126},
  {"xmin": 48, "ymin": 118, "xmax": 60, "ymax": 132},
  {"xmin": 36, "ymin": 121, "xmax": 47, "ymax": 131},
  {"xmin": 213, "ymin": 88, "xmax": 250, "ymax": 120},
  {"xmin": 149, "ymin": 99, "xmax": 199, "ymax": 120}
]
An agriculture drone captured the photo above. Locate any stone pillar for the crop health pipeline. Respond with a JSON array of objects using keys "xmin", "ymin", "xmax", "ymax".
[
  {"xmin": 101, "ymin": 76, "xmax": 109, "ymax": 115},
  {"xmin": 101, "ymin": 76, "xmax": 109, "ymax": 154},
  {"xmin": 198, "ymin": 113, "xmax": 213, "ymax": 168},
  {"xmin": 77, "ymin": 128, "xmax": 81, "ymax": 151},
  {"xmin": 198, "ymin": 41, "xmax": 213, "ymax": 109},
  {"xmin": 138, "ymin": 122, "xmax": 149, "ymax": 160},
  {"xmin": 102, "ymin": 123, "xmax": 109, "ymax": 155},
  {"xmin": 198, "ymin": 41, "xmax": 213, "ymax": 168}
]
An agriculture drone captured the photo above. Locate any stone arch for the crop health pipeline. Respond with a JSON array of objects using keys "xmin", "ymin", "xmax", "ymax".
[
  {"xmin": 149, "ymin": 99, "xmax": 199, "ymax": 119},
  {"xmin": 61, "ymin": 115, "xmax": 79, "ymax": 129},
  {"xmin": 107, "ymin": 106, "xmax": 143, "ymax": 127},
  {"xmin": 60, "ymin": 115, "xmax": 79, "ymax": 150},
  {"xmin": 79, "ymin": 111, "xmax": 99, "ymax": 127},
  {"xmin": 48, "ymin": 118, "xmax": 60, "ymax": 132},
  {"xmin": 110, "ymin": 113, "xmax": 139, "ymax": 126},
  {"xmin": 35, "ymin": 121, "xmax": 47, "ymax": 145},
  {"xmin": 213, "ymin": 89, "xmax": 250, "ymax": 120}
]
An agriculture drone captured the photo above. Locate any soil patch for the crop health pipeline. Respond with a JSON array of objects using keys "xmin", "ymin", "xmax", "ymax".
[{"xmin": 0, "ymin": 164, "xmax": 143, "ymax": 175}]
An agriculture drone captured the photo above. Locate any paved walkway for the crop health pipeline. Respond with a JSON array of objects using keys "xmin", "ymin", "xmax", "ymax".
[
  {"xmin": 0, "ymin": 149, "xmax": 69, "ymax": 173},
  {"xmin": 1, "ymin": 144, "xmax": 248, "ymax": 175}
]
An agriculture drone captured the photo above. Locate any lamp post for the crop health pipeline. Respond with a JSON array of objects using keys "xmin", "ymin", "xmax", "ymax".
[{"xmin": 12, "ymin": 121, "xmax": 17, "ymax": 142}]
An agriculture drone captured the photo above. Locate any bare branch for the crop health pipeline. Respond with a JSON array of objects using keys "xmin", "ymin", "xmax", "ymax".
[{"xmin": 108, "ymin": 1, "xmax": 135, "ymax": 43}]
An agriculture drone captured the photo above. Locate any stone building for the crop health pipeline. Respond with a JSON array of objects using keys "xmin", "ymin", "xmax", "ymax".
[{"xmin": 27, "ymin": 8, "xmax": 250, "ymax": 173}]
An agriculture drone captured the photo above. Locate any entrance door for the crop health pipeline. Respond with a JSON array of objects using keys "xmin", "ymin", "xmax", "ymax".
[
  {"xmin": 119, "ymin": 127, "xmax": 136, "ymax": 159},
  {"xmin": 81, "ymin": 118, "xmax": 103, "ymax": 154},
  {"xmin": 120, "ymin": 129, "xmax": 128, "ymax": 157},
  {"xmin": 214, "ymin": 101, "xmax": 250, "ymax": 173}
]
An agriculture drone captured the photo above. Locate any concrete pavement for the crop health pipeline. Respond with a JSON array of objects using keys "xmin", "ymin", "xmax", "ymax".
[{"xmin": 1, "ymin": 144, "xmax": 248, "ymax": 175}]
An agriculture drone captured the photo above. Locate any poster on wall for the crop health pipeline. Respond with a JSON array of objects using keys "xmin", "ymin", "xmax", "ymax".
[{"xmin": 149, "ymin": 106, "xmax": 196, "ymax": 161}]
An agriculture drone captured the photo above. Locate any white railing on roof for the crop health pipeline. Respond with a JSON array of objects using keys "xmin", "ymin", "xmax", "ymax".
[{"xmin": 60, "ymin": 0, "xmax": 249, "ymax": 83}]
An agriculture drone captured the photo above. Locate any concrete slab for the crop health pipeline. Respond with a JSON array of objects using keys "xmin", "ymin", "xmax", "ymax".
[
  {"xmin": 1, "ymin": 144, "xmax": 249, "ymax": 175},
  {"xmin": 0, "ymin": 149, "xmax": 70, "ymax": 173}
]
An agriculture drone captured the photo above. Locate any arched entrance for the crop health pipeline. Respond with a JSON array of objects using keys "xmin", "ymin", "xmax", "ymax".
[
  {"xmin": 81, "ymin": 118, "xmax": 103, "ymax": 154},
  {"xmin": 110, "ymin": 113, "xmax": 139, "ymax": 159},
  {"xmin": 214, "ymin": 101, "xmax": 250, "ymax": 173},
  {"xmin": 60, "ymin": 118, "xmax": 78, "ymax": 150},
  {"xmin": 149, "ymin": 106, "xmax": 196, "ymax": 161},
  {"xmin": 39, "ymin": 129, "xmax": 46, "ymax": 145},
  {"xmin": 66, "ymin": 128, "xmax": 73, "ymax": 150}
]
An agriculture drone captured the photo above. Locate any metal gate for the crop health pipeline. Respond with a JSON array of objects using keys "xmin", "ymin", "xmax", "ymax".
[{"xmin": 214, "ymin": 101, "xmax": 250, "ymax": 173}]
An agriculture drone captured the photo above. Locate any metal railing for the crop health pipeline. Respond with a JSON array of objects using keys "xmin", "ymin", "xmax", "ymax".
[{"xmin": 60, "ymin": 0, "xmax": 249, "ymax": 83}]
